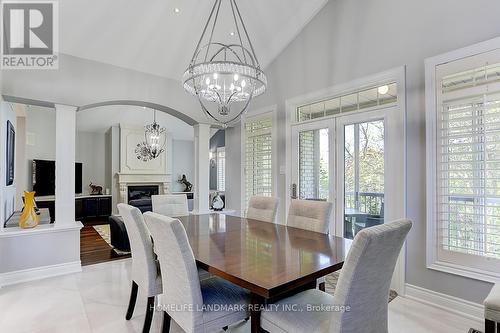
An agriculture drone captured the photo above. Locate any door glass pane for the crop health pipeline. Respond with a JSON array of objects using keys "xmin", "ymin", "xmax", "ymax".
[
  {"xmin": 298, "ymin": 128, "xmax": 329, "ymax": 201},
  {"xmin": 343, "ymin": 120, "xmax": 384, "ymax": 239}
]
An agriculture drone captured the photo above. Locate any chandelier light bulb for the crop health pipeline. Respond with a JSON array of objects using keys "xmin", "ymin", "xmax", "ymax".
[
  {"xmin": 234, "ymin": 74, "xmax": 239, "ymax": 81},
  {"xmin": 241, "ymin": 80, "xmax": 246, "ymax": 88},
  {"xmin": 205, "ymin": 77, "xmax": 210, "ymax": 85},
  {"xmin": 213, "ymin": 73, "xmax": 218, "ymax": 80}
]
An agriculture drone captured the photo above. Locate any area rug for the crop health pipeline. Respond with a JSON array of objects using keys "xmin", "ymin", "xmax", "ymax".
[
  {"xmin": 93, "ymin": 224, "xmax": 131, "ymax": 256},
  {"xmin": 324, "ymin": 271, "xmax": 398, "ymax": 302}
]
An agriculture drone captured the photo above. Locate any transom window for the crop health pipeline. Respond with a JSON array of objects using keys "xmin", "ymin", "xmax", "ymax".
[{"xmin": 296, "ymin": 83, "xmax": 397, "ymax": 122}]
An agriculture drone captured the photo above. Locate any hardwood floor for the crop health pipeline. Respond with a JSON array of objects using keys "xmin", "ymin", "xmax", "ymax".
[{"xmin": 80, "ymin": 224, "xmax": 130, "ymax": 266}]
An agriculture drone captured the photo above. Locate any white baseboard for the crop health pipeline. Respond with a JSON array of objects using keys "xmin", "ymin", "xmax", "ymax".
[
  {"xmin": 404, "ymin": 283, "xmax": 484, "ymax": 324},
  {"xmin": 0, "ymin": 261, "xmax": 82, "ymax": 288}
]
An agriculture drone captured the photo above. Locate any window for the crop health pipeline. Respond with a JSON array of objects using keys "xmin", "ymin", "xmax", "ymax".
[
  {"xmin": 243, "ymin": 112, "xmax": 274, "ymax": 210},
  {"xmin": 426, "ymin": 41, "xmax": 500, "ymax": 281},
  {"xmin": 217, "ymin": 147, "xmax": 225, "ymax": 192}
]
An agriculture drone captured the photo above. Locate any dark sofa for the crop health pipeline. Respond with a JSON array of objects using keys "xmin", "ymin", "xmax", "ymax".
[{"xmin": 108, "ymin": 199, "xmax": 152, "ymax": 252}]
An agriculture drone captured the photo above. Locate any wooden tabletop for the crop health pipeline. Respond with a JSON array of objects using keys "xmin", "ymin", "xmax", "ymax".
[{"xmin": 177, "ymin": 213, "xmax": 351, "ymax": 299}]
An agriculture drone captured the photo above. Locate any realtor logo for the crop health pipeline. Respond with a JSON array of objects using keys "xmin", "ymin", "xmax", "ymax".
[{"xmin": 1, "ymin": 1, "xmax": 59, "ymax": 69}]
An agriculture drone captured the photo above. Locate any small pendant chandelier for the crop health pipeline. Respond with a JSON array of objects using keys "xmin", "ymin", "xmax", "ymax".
[
  {"xmin": 135, "ymin": 109, "xmax": 166, "ymax": 161},
  {"xmin": 183, "ymin": 0, "xmax": 267, "ymax": 127}
]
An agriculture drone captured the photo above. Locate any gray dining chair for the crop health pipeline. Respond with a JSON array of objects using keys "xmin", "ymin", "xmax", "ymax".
[
  {"xmin": 246, "ymin": 196, "xmax": 279, "ymax": 223},
  {"xmin": 287, "ymin": 199, "xmax": 333, "ymax": 290},
  {"xmin": 117, "ymin": 203, "xmax": 162, "ymax": 333},
  {"xmin": 261, "ymin": 219, "xmax": 412, "ymax": 333},
  {"xmin": 287, "ymin": 199, "xmax": 333, "ymax": 234},
  {"xmin": 143, "ymin": 212, "xmax": 250, "ymax": 333},
  {"xmin": 152, "ymin": 194, "xmax": 189, "ymax": 217}
]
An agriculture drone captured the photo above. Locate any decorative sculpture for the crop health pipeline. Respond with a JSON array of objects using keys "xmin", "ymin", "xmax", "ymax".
[
  {"xmin": 178, "ymin": 174, "xmax": 192, "ymax": 192},
  {"xmin": 19, "ymin": 191, "xmax": 39, "ymax": 229},
  {"xmin": 89, "ymin": 182, "xmax": 103, "ymax": 195},
  {"xmin": 211, "ymin": 192, "xmax": 224, "ymax": 211}
]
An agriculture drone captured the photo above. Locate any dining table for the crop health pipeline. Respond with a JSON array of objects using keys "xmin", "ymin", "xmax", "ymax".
[{"xmin": 176, "ymin": 213, "xmax": 351, "ymax": 333}]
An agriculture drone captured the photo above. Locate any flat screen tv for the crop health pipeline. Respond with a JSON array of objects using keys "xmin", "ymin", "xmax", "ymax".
[{"xmin": 32, "ymin": 159, "xmax": 83, "ymax": 196}]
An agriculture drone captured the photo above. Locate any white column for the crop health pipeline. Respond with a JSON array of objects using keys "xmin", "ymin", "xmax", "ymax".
[
  {"xmin": 55, "ymin": 104, "xmax": 77, "ymax": 225},
  {"xmin": 193, "ymin": 124, "xmax": 210, "ymax": 214}
]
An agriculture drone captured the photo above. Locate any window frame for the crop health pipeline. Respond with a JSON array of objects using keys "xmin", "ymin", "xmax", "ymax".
[
  {"xmin": 240, "ymin": 106, "xmax": 278, "ymax": 217},
  {"xmin": 425, "ymin": 36, "xmax": 500, "ymax": 283}
]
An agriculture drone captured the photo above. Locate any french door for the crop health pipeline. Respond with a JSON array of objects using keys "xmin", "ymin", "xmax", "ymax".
[
  {"xmin": 290, "ymin": 107, "xmax": 401, "ymax": 239},
  {"xmin": 290, "ymin": 119, "xmax": 335, "ymax": 205}
]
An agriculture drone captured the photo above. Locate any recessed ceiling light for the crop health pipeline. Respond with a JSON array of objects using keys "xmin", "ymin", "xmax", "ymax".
[
  {"xmin": 230, "ymin": 32, "xmax": 235, "ymax": 36},
  {"xmin": 174, "ymin": 8, "xmax": 180, "ymax": 14},
  {"xmin": 378, "ymin": 85, "xmax": 389, "ymax": 95}
]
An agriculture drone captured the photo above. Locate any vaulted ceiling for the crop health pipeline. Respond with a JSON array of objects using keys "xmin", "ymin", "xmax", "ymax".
[{"xmin": 59, "ymin": 0, "xmax": 327, "ymax": 80}]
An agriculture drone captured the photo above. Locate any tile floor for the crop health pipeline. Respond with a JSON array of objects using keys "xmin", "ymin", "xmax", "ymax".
[{"xmin": 0, "ymin": 259, "xmax": 483, "ymax": 333}]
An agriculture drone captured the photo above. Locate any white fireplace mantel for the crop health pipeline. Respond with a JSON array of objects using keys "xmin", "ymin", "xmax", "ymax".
[
  {"xmin": 117, "ymin": 173, "xmax": 171, "ymax": 203},
  {"xmin": 117, "ymin": 173, "xmax": 172, "ymax": 203}
]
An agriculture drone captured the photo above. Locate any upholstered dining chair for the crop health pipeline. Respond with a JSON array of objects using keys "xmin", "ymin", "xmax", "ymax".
[
  {"xmin": 287, "ymin": 199, "xmax": 333, "ymax": 234},
  {"xmin": 261, "ymin": 219, "xmax": 412, "ymax": 333},
  {"xmin": 117, "ymin": 203, "xmax": 161, "ymax": 333},
  {"xmin": 287, "ymin": 199, "xmax": 333, "ymax": 291},
  {"xmin": 151, "ymin": 194, "xmax": 211, "ymax": 281},
  {"xmin": 246, "ymin": 196, "xmax": 279, "ymax": 223},
  {"xmin": 143, "ymin": 212, "xmax": 250, "ymax": 333},
  {"xmin": 152, "ymin": 194, "xmax": 189, "ymax": 217}
]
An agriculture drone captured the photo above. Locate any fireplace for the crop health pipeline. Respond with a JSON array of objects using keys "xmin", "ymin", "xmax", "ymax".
[{"xmin": 127, "ymin": 185, "xmax": 159, "ymax": 203}]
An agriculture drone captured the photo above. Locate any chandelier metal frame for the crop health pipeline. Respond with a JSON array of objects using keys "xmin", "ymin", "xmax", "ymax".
[
  {"xmin": 135, "ymin": 109, "xmax": 167, "ymax": 161},
  {"xmin": 183, "ymin": 0, "xmax": 267, "ymax": 127}
]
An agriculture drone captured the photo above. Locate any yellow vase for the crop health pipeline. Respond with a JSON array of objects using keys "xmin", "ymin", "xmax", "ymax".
[{"xmin": 19, "ymin": 191, "xmax": 39, "ymax": 229}]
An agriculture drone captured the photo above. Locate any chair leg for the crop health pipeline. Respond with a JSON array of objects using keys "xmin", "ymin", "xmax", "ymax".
[
  {"xmin": 143, "ymin": 296, "xmax": 155, "ymax": 333},
  {"xmin": 485, "ymin": 319, "xmax": 495, "ymax": 333},
  {"xmin": 126, "ymin": 281, "xmax": 138, "ymax": 320},
  {"xmin": 319, "ymin": 282, "xmax": 325, "ymax": 292},
  {"xmin": 162, "ymin": 312, "xmax": 171, "ymax": 333}
]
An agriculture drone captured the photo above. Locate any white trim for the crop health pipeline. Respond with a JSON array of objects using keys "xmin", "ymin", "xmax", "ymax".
[
  {"xmin": 0, "ymin": 261, "xmax": 82, "ymax": 288},
  {"xmin": 0, "ymin": 222, "xmax": 83, "ymax": 238},
  {"xmin": 285, "ymin": 66, "xmax": 407, "ymax": 294},
  {"xmin": 404, "ymin": 284, "xmax": 484, "ymax": 326},
  {"xmin": 240, "ymin": 105, "xmax": 278, "ymax": 218},
  {"xmin": 425, "ymin": 36, "xmax": 500, "ymax": 282}
]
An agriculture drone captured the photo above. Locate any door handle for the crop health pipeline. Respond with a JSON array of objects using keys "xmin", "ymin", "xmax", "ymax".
[{"xmin": 291, "ymin": 183, "xmax": 297, "ymax": 199}]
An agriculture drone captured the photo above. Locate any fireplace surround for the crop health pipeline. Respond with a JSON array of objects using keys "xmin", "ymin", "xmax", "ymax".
[{"xmin": 127, "ymin": 185, "xmax": 159, "ymax": 202}]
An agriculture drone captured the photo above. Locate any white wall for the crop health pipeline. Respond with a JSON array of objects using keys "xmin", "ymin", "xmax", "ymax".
[
  {"xmin": 25, "ymin": 106, "xmax": 107, "ymax": 195},
  {"xmin": 171, "ymin": 139, "xmax": 194, "ymax": 192},
  {"xmin": 15, "ymin": 113, "xmax": 26, "ymax": 210},
  {"xmin": 224, "ymin": 126, "xmax": 242, "ymax": 214},
  {"xmin": 0, "ymin": 102, "xmax": 16, "ymax": 223},
  {"xmin": 25, "ymin": 106, "xmax": 56, "ymax": 191},
  {"xmin": 105, "ymin": 126, "xmax": 120, "ymax": 214},
  {"xmin": 2, "ymin": 53, "xmax": 204, "ymax": 124},
  {"xmin": 227, "ymin": 0, "xmax": 500, "ymax": 304},
  {"xmin": 76, "ymin": 131, "xmax": 106, "ymax": 194}
]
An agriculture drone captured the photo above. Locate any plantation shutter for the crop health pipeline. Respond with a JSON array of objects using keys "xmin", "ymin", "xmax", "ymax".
[
  {"xmin": 435, "ymin": 50, "xmax": 500, "ymax": 272},
  {"xmin": 244, "ymin": 114, "xmax": 273, "ymax": 211},
  {"xmin": 217, "ymin": 148, "xmax": 225, "ymax": 191}
]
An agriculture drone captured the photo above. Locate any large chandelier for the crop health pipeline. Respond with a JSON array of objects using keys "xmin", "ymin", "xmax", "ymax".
[
  {"xmin": 135, "ymin": 109, "xmax": 166, "ymax": 161},
  {"xmin": 183, "ymin": 0, "xmax": 267, "ymax": 127}
]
